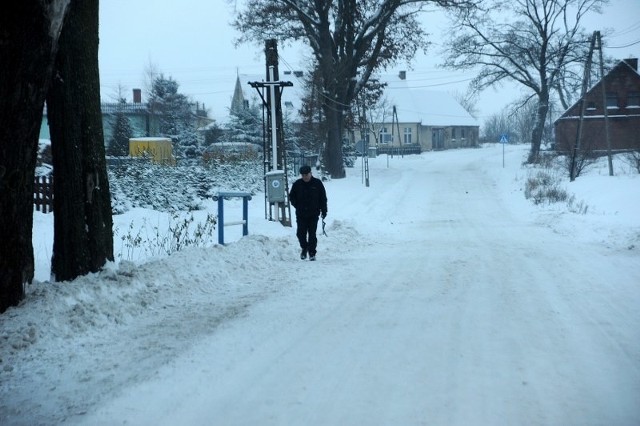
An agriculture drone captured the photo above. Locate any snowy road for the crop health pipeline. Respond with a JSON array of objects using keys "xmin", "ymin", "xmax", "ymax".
[
  {"xmin": 70, "ymin": 149, "xmax": 640, "ymax": 425},
  {"xmin": 2, "ymin": 146, "xmax": 639, "ymax": 425}
]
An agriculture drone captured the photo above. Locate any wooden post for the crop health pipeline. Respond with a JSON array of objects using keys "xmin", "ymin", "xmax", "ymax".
[
  {"xmin": 596, "ymin": 31, "xmax": 614, "ymax": 176},
  {"xmin": 570, "ymin": 32, "xmax": 596, "ymax": 182}
]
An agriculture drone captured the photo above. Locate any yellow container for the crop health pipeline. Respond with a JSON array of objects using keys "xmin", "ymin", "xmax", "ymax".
[{"xmin": 129, "ymin": 137, "xmax": 175, "ymax": 165}]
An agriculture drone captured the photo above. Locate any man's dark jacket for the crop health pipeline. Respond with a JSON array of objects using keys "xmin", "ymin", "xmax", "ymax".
[{"xmin": 289, "ymin": 176, "xmax": 328, "ymax": 218}]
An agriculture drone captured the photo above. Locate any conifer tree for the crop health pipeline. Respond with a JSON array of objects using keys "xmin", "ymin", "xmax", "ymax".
[
  {"xmin": 107, "ymin": 98, "xmax": 133, "ymax": 157},
  {"xmin": 224, "ymin": 101, "xmax": 263, "ymax": 146},
  {"xmin": 148, "ymin": 75, "xmax": 200, "ymax": 158}
]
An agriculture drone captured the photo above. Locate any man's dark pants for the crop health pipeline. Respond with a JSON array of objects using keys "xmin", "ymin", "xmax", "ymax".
[{"xmin": 296, "ymin": 215, "xmax": 319, "ymax": 255}]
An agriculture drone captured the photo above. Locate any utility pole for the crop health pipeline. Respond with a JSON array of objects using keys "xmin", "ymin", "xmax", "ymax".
[
  {"xmin": 570, "ymin": 32, "xmax": 596, "ymax": 181},
  {"xmin": 248, "ymin": 39, "xmax": 293, "ymax": 226},
  {"xmin": 392, "ymin": 105, "xmax": 402, "ymax": 158},
  {"xmin": 359, "ymin": 93, "xmax": 370, "ymax": 187},
  {"xmin": 596, "ymin": 31, "xmax": 614, "ymax": 177},
  {"xmin": 570, "ymin": 31, "xmax": 614, "ymax": 181}
]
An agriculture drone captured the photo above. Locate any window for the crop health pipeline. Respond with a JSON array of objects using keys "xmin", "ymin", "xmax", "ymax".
[
  {"xmin": 606, "ymin": 92, "xmax": 618, "ymax": 109},
  {"xmin": 451, "ymin": 128, "xmax": 457, "ymax": 139},
  {"xmin": 403, "ymin": 127, "xmax": 412, "ymax": 144},
  {"xmin": 461, "ymin": 128, "xmax": 466, "ymax": 139},
  {"xmin": 628, "ymin": 91, "xmax": 640, "ymax": 108},
  {"xmin": 379, "ymin": 127, "xmax": 392, "ymax": 144},
  {"xmin": 586, "ymin": 101, "xmax": 596, "ymax": 110}
]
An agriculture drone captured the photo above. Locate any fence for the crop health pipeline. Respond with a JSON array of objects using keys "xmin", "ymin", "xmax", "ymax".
[
  {"xmin": 34, "ymin": 176, "xmax": 54, "ymax": 213},
  {"xmin": 375, "ymin": 145, "xmax": 422, "ymax": 156},
  {"xmin": 212, "ymin": 191, "xmax": 252, "ymax": 245}
]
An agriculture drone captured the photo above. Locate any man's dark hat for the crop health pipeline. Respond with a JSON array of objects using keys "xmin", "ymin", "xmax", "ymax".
[{"xmin": 299, "ymin": 165, "xmax": 311, "ymax": 174}]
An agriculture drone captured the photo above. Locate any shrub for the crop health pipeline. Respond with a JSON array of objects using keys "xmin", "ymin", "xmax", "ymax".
[
  {"xmin": 623, "ymin": 150, "xmax": 640, "ymax": 174},
  {"xmin": 114, "ymin": 211, "xmax": 217, "ymax": 261},
  {"xmin": 524, "ymin": 170, "xmax": 571, "ymax": 205}
]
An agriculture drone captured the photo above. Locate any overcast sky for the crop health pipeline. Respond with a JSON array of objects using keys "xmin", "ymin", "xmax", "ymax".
[{"xmin": 98, "ymin": 0, "xmax": 640, "ymax": 122}]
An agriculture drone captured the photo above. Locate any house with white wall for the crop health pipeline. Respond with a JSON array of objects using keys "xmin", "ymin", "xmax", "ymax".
[
  {"xmin": 230, "ymin": 70, "xmax": 479, "ymax": 155},
  {"xmin": 354, "ymin": 72, "xmax": 479, "ymax": 154}
]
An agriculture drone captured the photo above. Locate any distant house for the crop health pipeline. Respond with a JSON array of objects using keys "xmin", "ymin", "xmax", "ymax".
[
  {"xmin": 40, "ymin": 88, "xmax": 212, "ymax": 146},
  {"xmin": 353, "ymin": 72, "xmax": 480, "ymax": 154},
  {"xmin": 101, "ymin": 89, "xmax": 159, "ymax": 143},
  {"xmin": 40, "ymin": 89, "xmax": 157, "ymax": 143},
  {"xmin": 231, "ymin": 70, "xmax": 479, "ymax": 155},
  {"xmin": 554, "ymin": 58, "xmax": 640, "ymax": 154}
]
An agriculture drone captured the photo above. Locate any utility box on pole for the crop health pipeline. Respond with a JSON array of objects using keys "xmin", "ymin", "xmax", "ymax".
[
  {"xmin": 265, "ymin": 170, "xmax": 286, "ymax": 203},
  {"xmin": 248, "ymin": 38, "xmax": 293, "ymax": 226}
]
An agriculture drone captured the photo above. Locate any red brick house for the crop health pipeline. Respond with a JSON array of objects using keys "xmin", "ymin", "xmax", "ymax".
[{"xmin": 554, "ymin": 58, "xmax": 640, "ymax": 153}]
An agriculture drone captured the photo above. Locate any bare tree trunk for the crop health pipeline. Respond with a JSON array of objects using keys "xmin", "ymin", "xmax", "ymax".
[
  {"xmin": 47, "ymin": 0, "xmax": 113, "ymax": 282},
  {"xmin": 528, "ymin": 91, "xmax": 550, "ymax": 164},
  {"xmin": 323, "ymin": 105, "xmax": 346, "ymax": 179},
  {"xmin": 317, "ymin": 41, "xmax": 346, "ymax": 179},
  {"xmin": 0, "ymin": 2, "xmax": 69, "ymax": 312}
]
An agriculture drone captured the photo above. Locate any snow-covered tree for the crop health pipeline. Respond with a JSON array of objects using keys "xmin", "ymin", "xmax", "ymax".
[
  {"xmin": 107, "ymin": 98, "xmax": 133, "ymax": 157},
  {"xmin": 148, "ymin": 75, "xmax": 200, "ymax": 158},
  {"xmin": 233, "ymin": 0, "xmax": 475, "ymax": 178},
  {"xmin": 223, "ymin": 100, "xmax": 263, "ymax": 146},
  {"xmin": 203, "ymin": 121, "xmax": 224, "ymax": 147}
]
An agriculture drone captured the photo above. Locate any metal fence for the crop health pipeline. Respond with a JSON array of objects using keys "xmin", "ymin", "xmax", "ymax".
[{"xmin": 34, "ymin": 176, "xmax": 53, "ymax": 213}]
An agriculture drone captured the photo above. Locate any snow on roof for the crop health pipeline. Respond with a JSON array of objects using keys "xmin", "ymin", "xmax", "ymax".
[
  {"xmin": 381, "ymin": 77, "xmax": 479, "ymax": 127},
  {"xmin": 100, "ymin": 102, "xmax": 148, "ymax": 115},
  {"xmin": 129, "ymin": 137, "xmax": 172, "ymax": 142},
  {"xmin": 227, "ymin": 71, "xmax": 478, "ymax": 127}
]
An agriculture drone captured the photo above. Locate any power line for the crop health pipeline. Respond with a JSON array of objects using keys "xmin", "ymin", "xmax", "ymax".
[
  {"xmin": 608, "ymin": 21, "xmax": 640, "ymax": 38},
  {"xmin": 607, "ymin": 39, "xmax": 640, "ymax": 49}
]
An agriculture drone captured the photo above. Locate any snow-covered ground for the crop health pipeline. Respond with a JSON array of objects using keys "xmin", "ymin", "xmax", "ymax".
[{"xmin": 2, "ymin": 144, "xmax": 639, "ymax": 425}]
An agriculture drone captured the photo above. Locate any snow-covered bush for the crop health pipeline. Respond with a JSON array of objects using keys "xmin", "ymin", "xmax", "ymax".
[{"xmin": 108, "ymin": 158, "xmax": 264, "ymax": 214}]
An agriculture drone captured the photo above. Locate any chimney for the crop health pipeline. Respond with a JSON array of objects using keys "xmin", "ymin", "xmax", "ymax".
[
  {"xmin": 399, "ymin": 70, "xmax": 406, "ymax": 80},
  {"xmin": 623, "ymin": 58, "xmax": 638, "ymax": 71},
  {"xmin": 133, "ymin": 88, "xmax": 142, "ymax": 103}
]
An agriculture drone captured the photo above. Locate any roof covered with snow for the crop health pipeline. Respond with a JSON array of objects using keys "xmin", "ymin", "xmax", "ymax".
[
  {"xmin": 380, "ymin": 76, "xmax": 479, "ymax": 127},
  {"xmin": 227, "ymin": 71, "xmax": 478, "ymax": 128}
]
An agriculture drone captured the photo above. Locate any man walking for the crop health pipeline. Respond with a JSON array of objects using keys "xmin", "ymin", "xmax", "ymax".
[{"xmin": 289, "ymin": 165, "xmax": 328, "ymax": 261}]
